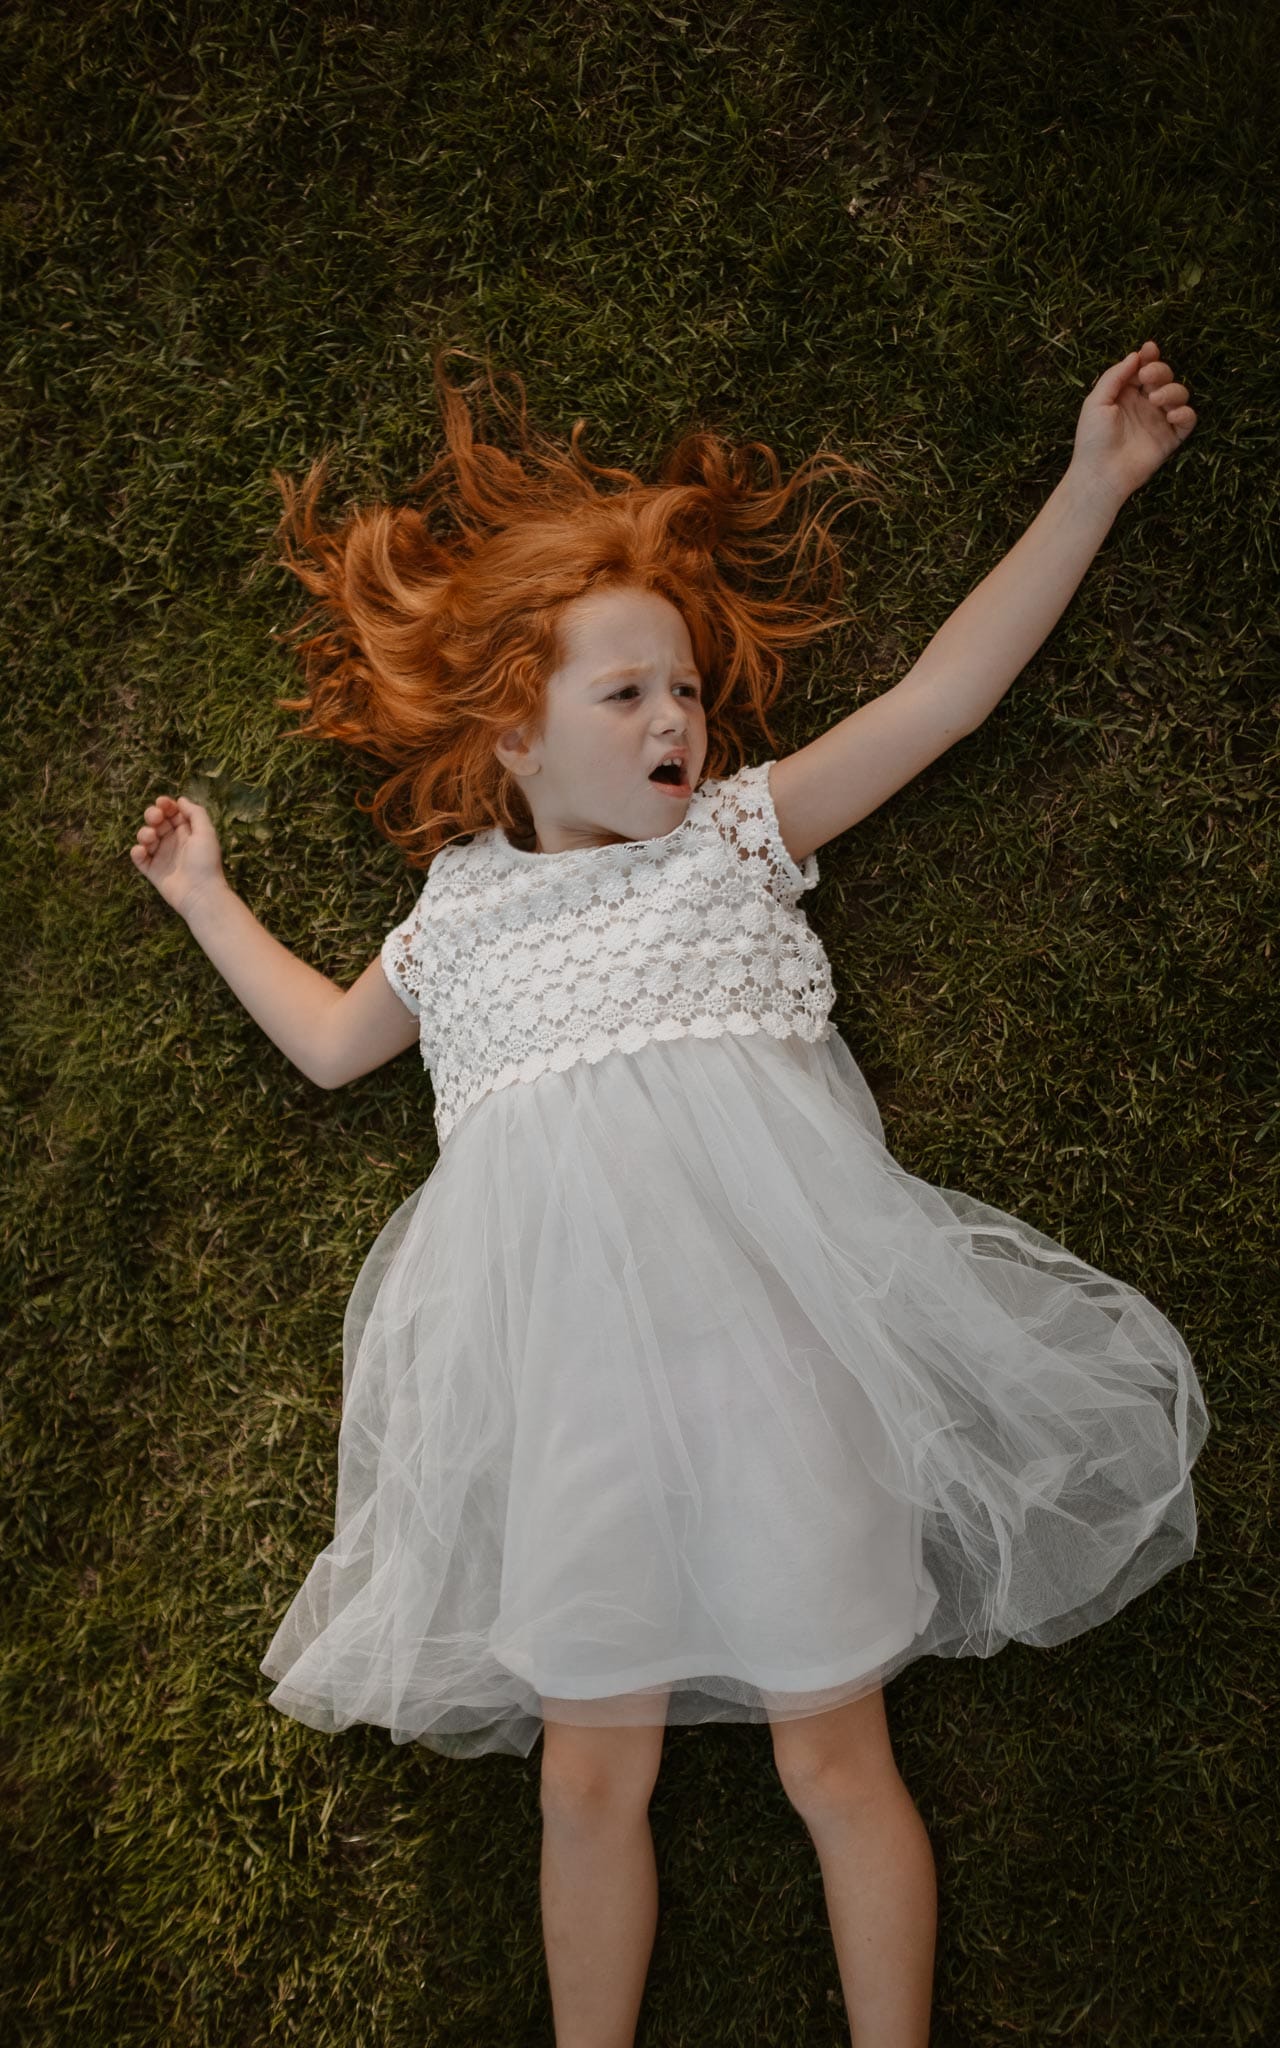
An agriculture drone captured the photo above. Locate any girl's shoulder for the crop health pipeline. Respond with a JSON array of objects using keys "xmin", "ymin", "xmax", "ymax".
[{"xmin": 695, "ymin": 758, "xmax": 819, "ymax": 906}]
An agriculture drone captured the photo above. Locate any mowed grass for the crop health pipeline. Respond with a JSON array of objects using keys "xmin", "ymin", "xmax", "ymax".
[{"xmin": 2, "ymin": 2, "xmax": 1276, "ymax": 2043}]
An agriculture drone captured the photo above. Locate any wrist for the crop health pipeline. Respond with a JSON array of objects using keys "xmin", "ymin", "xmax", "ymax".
[
  {"xmin": 1060, "ymin": 461, "xmax": 1129, "ymax": 526},
  {"xmin": 180, "ymin": 875, "xmax": 235, "ymax": 929}
]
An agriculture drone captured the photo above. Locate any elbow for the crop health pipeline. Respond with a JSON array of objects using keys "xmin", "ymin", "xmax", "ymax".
[{"xmin": 302, "ymin": 1057, "xmax": 339, "ymax": 1091}]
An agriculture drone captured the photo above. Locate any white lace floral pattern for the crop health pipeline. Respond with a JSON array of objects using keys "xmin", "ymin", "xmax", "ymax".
[{"xmin": 380, "ymin": 758, "xmax": 836, "ymax": 1143}]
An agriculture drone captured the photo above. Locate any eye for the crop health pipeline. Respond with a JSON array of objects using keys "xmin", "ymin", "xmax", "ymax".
[{"xmin": 609, "ymin": 683, "xmax": 701, "ymax": 700}]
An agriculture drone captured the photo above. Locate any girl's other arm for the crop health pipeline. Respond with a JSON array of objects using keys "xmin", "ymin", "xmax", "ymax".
[
  {"xmin": 182, "ymin": 886, "xmax": 418, "ymax": 1089},
  {"xmin": 131, "ymin": 794, "xmax": 418, "ymax": 1088}
]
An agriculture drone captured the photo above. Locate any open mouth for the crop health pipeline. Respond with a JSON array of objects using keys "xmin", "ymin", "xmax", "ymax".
[{"xmin": 649, "ymin": 760, "xmax": 691, "ymax": 793}]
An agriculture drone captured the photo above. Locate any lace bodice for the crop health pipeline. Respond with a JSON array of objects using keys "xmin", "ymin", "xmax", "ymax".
[{"xmin": 380, "ymin": 758, "xmax": 837, "ymax": 1144}]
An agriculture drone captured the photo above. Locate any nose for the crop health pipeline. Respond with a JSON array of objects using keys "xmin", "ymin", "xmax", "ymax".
[{"xmin": 654, "ymin": 687, "xmax": 693, "ymax": 731}]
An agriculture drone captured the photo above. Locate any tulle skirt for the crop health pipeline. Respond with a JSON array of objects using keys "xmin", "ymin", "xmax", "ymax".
[{"xmin": 259, "ymin": 1027, "xmax": 1209, "ymax": 1760}]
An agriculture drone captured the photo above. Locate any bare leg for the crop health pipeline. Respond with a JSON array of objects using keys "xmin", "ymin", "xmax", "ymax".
[
  {"xmin": 771, "ymin": 1688, "xmax": 936, "ymax": 2047},
  {"xmin": 538, "ymin": 1696, "xmax": 668, "ymax": 2048}
]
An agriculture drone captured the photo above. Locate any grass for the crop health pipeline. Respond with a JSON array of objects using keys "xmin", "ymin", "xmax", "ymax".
[{"xmin": 2, "ymin": 0, "xmax": 1276, "ymax": 2042}]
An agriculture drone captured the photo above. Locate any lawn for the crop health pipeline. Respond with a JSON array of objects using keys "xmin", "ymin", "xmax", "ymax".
[{"xmin": 2, "ymin": 1, "xmax": 1275, "ymax": 2043}]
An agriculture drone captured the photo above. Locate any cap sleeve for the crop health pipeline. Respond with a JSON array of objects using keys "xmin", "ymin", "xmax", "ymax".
[
  {"xmin": 696, "ymin": 758, "xmax": 818, "ymax": 907},
  {"xmin": 380, "ymin": 889, "xmax": 425, "ymax": 1016}
]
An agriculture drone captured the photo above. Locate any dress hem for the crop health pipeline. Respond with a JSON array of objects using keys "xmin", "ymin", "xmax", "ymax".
[{"xmin": 481, "ymin": 1587, "xmax": 939, "ymax": 1701}]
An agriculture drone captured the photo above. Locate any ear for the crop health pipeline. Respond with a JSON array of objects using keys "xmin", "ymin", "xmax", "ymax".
[{"xmin": 493, "ymin": 725, "xmax": 539, "ymax": 779}]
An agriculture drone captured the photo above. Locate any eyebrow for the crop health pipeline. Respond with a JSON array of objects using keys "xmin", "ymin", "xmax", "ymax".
[{"xmin": 591, "ymin": 664, "xmax": 701, "ymax": 686}]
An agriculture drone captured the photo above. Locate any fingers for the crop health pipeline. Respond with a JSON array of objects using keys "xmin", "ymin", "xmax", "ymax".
[
  {"xmin": 1104, "ymin": 340, "xmax": 1161, "ymax": 382},
  {"xmin": 1137, "ymin": 356, "xmax": 1196, "ymax": 433},
  {"xmin": 1107, "ymin": 341, "xmax": 1194, "ymax": 428},
  {"xmin": 139, "ymin": 804, "xmax": 168, "ymax": 839},
  {"xmin": 1095, "ymin": 348, "xmax": 1144, "ymax": 400},
  {"xmin": 133, "ymin": 794, "xmax": 184, "ymax": 854},
  {"xmin": 1142, "ymin": 376, "xmax": 1190, "ymax": 409},
  {"xmin": 1133, "ymin": 343, "xmax": 1184, "ymax": 400}
]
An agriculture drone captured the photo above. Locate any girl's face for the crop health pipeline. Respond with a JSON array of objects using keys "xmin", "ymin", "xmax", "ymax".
[{"xmin": 495, "ymin": 583, "xmax": 708, "ymax": 854}]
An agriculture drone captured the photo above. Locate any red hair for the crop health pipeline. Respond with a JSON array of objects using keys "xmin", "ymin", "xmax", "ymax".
[{"xmin": 268, "ymin": 348, "xmax": 886, "ymax": 867}]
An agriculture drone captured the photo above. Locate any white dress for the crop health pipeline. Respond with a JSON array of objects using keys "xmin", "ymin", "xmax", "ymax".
[{"xmin": 259, "ymin": 759, "xmax": 1209, "ymax": 1760}]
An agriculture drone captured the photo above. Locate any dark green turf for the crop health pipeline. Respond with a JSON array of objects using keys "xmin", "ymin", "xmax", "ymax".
[{"xmin": 2, "ymin": 1, "xmax": 1276, "ymax": 2042}]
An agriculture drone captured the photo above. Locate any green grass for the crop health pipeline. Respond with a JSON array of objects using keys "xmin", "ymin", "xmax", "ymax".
[{"xmin": 2, "ymin": 1, "xmax": 1276, "ymax": 2042}]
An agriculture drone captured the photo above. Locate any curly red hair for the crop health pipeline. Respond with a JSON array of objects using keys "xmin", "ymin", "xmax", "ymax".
[{"xmin": 268, "ymin": 348, "xmax": 886, "ymax": 867}]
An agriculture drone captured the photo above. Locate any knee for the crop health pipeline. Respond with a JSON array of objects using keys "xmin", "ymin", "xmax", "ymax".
[
  {"xmin": 773, "ymin": 1744, "xmax": 896, "ymax": 1825},
  {"xmin": 539, "ymin": 1722, "xmax": 664, "ymax": 1823},
  {"xmin": 769, "ymin": 1696, "xmax": 901, "ymax": 1825}
]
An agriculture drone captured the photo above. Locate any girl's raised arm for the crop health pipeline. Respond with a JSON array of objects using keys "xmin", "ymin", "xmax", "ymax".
[
  {"xmin": 771, "ymin": 340, "xmax": 1195, "ymax": 868},
  {"xmin": 130, "ymin": 794, "xmax": 418, "ymax": 1089}
]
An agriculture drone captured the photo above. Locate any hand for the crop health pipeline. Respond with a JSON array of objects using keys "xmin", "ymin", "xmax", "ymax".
[
  {"xmin": 129, "ymin": 794, "xmax": 228, "ymax": 920},
  {"xmin": 1069, "ymin": 340, "xmax": 1197, "ymax": 506}
]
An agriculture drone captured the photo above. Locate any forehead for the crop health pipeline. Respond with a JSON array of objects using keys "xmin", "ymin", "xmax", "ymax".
[{"xmin": 556, "ymin": 585, "xmax": 696, "ymax": 670}]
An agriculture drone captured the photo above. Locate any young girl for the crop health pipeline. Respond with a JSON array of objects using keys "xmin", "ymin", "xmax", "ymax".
[{"xmin": 131, "ymin": 343, "xmax": 1205, "ymax": 2048}]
